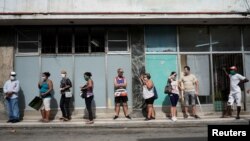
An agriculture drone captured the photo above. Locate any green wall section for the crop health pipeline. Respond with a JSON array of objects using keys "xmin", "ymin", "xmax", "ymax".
[{"xmin": 146, "ymin": 54, "xmax": 177, "ymax": 106}]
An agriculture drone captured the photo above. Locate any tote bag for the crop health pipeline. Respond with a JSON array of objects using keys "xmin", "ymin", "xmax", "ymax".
[{"xmin": 29, "ymin": 96, "xmax": 43, "ymax": 110}]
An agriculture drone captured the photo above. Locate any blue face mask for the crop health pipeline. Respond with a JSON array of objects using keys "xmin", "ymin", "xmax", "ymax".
[{"xmin": 230, "ymin": 70, "xmax": 236, "ymax": 75}]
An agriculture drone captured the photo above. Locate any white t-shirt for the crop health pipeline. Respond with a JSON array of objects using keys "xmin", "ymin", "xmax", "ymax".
[
  {"xmin": 229, "ymin": 73, "xmax": 246, "ymax": 93},
  {"xmin": 171, "ymin": 80, "xmax": 179, "ymax": 95},
  {"xmin": 143, "ymin": 86, "xmax": 154, "ymax": 99}
]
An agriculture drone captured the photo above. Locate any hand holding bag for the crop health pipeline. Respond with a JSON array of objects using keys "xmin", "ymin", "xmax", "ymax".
[
  {"xmin": 164, "ymin": 80, "xmax": 172, "ymax": 94},
  {"xmin": 29, "ymin": 96, "xmax": 43, "ymax": 110}
]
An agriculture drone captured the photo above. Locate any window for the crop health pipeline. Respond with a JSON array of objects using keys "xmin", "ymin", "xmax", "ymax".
[
  {"xmin": 145, "ymin": 26, "xmax": 177, "ymax": 52},
  {"xmin": 243, "ymin": 26, "xmax": 250, "ymax": 51},
  {"xmin": 90, "ymin": 28, "xmax": 105, "ymax": 53},
  {"xmin": 211, "ymin": 26, "xmax": 241, "ymax": 51},
  {"xmin": 179, "ymin": 26, "xmax": 210, "ymax": 52},
  {"xmin": 58, "ymin": 28, "xmax": 72, "ymax": 53},
  {"xmin": 108, "ymin": 29, "xmax": 128, "ymax": 51},
  {"xmin": 18, "ymin": 29, "xmax": 39, "ymax": 53},
  {"xmin": 75, "ymin": 28, "xmax": 89, "ymax": 53},
  {"xmin": 41, "ymin": 28, "xmax": 56, "ymax": 54}
]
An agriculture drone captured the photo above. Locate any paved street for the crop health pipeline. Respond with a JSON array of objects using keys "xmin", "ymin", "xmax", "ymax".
[{"xmin": 0, "ymin": 127, "xmax": 207, "ymax": 141}]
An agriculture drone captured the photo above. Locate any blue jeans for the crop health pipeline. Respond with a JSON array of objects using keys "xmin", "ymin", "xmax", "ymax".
[{"xmin": 6, "ymin": 98, "xmax": 19, "ymax": 120}]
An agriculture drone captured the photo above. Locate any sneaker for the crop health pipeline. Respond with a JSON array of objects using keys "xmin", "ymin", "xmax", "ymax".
[
  {"xmin": 11, "ymin": 119, "xmax": 20, "ymax": 123},
  {"xmin": 125, "ymin": 115, "xmax": 132, "ymax": 120},
  {"xmin": 144, "ymin": 117, "xmax": 151, "ymax": 121},
  {"xmin": 150, "ymin": 116, "xmax": 155, "ymax": 120},
  {"xmin": 171, "ymin": 116, "xmax": 177, "ymax": 122},
  {"xmin": 6, "ymin": 119, "xmax": 13, "ymax": 123},
  {"xmin": 113, "ymin": 115, "xmax": 119, "ymax": 120},
  {"xmin": 235, "ymin": 116, "xmax": 240, "ymax": 120},
  {"xmin": 86, "ymin": 120, "xmax": 94, "ymax": 124},
  {"xmin": 194, "ymin": 115, "xmax": 200, "ymax": 119}
]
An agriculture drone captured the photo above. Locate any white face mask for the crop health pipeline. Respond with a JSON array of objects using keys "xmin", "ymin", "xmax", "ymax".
[
  {"xmin": 10, "ymin": 76, "xmax": 15, "ymax": 80},
  {"xmin": 42, "ymin": 76, "xmax": 46, "ymax": 81},
  {"xmin": 61, "ymin": 74, "xmax": 66, "ymax": 78}
]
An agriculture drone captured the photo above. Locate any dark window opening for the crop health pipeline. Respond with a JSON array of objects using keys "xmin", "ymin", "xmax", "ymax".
[
  {"xmin": 58, "ymin": 28, "xmax": 72, "ymax": 53},
  {"xmin": 90, "ymin": 28, "xmax": 105, "ymax": 53},
  {"xmin": 41, "ymin": 28, "xmax": 56, "ymax": 54},
  {"xmin": 75, "ymin": 28, "xmax": 89, "ymax": 53}
]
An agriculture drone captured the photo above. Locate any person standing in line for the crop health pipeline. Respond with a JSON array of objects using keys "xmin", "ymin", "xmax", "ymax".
[
  {"xmin": 80, "ymin": 72, "xmax": 94, "ymax": 124},
  {"xmin": 38, "ymin": 72, "xmax": 53, "ymax": 123},
  {"xmin": 3, "ymin": 71, "xmax": 20, "ymax": 123},
  {"xmin": 168, "ymin": 72, "xmax": 181, "ymax": 122},
  {"xmin": 223, "ymin": 66, "xmax": 249, "ymax": 119},
  {"xmin": 180, "ymin": 66, "xmax": 200, "ymax": 119},
  {"xmin": 113, "ymin": 68, "xmax": 131, "ymax": 120},
  {"xmin": 59, "ymin": 70, "xmax": 72, "ymax": 121},
  {"xmin": 141, "ymin": 73, "xmax": 156, "ymax": 121}
]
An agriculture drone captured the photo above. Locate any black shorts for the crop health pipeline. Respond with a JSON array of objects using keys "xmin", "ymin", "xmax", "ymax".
[
  {"xmin": 115, "ymin": 96, "xmax": 128, "ymax": 104},
  {"xmin": 145, "ymin": 97, "xmax": 155, "ymax": 105}
]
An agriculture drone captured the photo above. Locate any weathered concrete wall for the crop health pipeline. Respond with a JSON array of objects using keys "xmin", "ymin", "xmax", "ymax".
[
  {"xmin": 0, "ymin": 0, "xmax": 249, "ymax": 13},
  {"xmin": 0, "ymin": 28, "xmax": 14, "ymax": 88}
]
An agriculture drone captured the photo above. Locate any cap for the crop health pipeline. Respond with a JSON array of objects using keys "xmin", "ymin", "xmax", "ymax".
[
  {"xmin": 61, "ymin": 70, "xmax": 67, "ymax": 74},
  {"xmin": 10, "ymin": 71, "xmax": 16, "ymax": 75},
  {"xmin": 229, "ymin": 66, "xmax": 237, "ymax": 70}
]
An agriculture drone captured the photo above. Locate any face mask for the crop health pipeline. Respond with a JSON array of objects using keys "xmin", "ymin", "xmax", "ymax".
[
  {"xmin": 42, "ymin": 76, "xmax": 46, "ymax": 81},
  {"xmin": 61, "ymin": 74, "xmax": 66, "ymax": 78},
  {"xmin": 84, "ymin": 75, "xmax": 89, "ymax": 81},
  {"xmin": 10, "ymin": 76, "xmax": 15, "ymax": 80},
  {"xmin": 230, "ymin": 70, "xmax": 236, "ymax": 75}
]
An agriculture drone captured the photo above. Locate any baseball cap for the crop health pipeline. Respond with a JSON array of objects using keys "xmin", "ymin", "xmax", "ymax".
[
  {"xmin": 229, "ymin": 66, "xmax": 237, "ymax": 70},
  {"xmin": 10, "ymin": 71, "xmax": 16, "ymax": 76}
]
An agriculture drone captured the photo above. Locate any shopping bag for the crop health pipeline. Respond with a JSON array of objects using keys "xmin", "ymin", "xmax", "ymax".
[{"xmin": 29, "ymin": 96, "xmax": 43, "ymax": 110}]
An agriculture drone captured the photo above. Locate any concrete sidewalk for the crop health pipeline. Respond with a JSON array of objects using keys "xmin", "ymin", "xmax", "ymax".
[{"xmin": 1, "ymin": 115, "xmax": 249, "ymax": 128}]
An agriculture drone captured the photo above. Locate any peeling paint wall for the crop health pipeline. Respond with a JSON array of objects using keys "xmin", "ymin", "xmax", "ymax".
[
  {"xmin": 0, "ymin": 0, "xmax": 249, "ymax": 13},
  {"xmin": 0, "ymin": 28, "xmax": 14, "ymax": 88}
]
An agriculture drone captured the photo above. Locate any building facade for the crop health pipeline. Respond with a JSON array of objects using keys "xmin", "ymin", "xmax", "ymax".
[{"xmin": 1, "ymin": 0, "xmax": 250, "ymax": 116}]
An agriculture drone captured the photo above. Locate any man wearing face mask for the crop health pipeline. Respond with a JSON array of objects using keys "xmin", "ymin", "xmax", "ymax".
[
  {"xmin": 223, "ymin": 66, "xmax": 249, "ymax": 119},
  {"xmin": 3, "ymin": 71, "xmax": 20, "ymax": 123},
  {"xmin": 59, "ymin": 70, "xmax": 72, "ymax": 121}
]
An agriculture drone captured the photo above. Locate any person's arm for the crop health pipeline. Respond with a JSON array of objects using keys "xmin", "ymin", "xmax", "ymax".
[
  {"xmin": 144, "ymin": 80, "xmax": 154, "ymax": 90},
  {"xmin": 3, "ymin": 81, "xmax": 8, "ymax": 94},
  {"xmin": 114, "ymin": 77, "xmax": 127, "ymax": 89},
  {"xmin": 12, "ymin": 81, "xmax": 20, "ymax": 94},
  {"xmin": 195, "ymin": 80, "xmax": 199, "ymax": 96},
  {"xmin": 44, "ymin": 80, "xmax": 53, "ymax": 95},
  {"xmin": 222, "ymin": 67, "xmax": 229, "ymax": 77}
]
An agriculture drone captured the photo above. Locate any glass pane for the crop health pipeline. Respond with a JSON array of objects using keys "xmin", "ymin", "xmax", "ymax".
[
  {"xmin": 18, "ymin": 42, "xmax": 38, "ymax": 53},
  {"xmin": 211, "ymin": 26, "xmax": 241, "ymax": 51},
  {"xmin": 18, "ymin": 30, "xmax": 39, "ymax": 41},
  {"xmin": 243, "ymin": 26, "xmax": 250, "ymax": 51},
  {"xmin": 41, "ymin": 28, "xmax": 56, "ymax": 54},
  {"xmin": 90, "ymin": 28, "xmax": 105, "ymax": 53},
  {"xmin": 108, "ymin": 30, "xmax": 127, "ymax": 40},
  {"xmin": 213, "ymin": 54, "xmax": 243, "ymax": 102},
  {"xmin": 145, "ymin": 26, "xmax": 177, "ymax": 52},
  {"xmin": 108, "ymin": 41, "xmax": 127, "ymax": 51},
  {"xmin": 179, "ymin": 26, "xmax": 210, "ymax": 52},
  {"xmin": 58, "ymin": 28, "xmax": 72, "ymax": 53},
  {"xmin": 75, "ymin": 28, "xmax": 89, "ymax": 53},
  {"xmin": 245, "ymin": 54, "xmax": 250, "ymax": 104}
]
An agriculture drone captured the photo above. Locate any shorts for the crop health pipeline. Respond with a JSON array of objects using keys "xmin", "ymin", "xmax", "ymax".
[
  {"xmin": 40, "ymin": 97, "xmax": 51, "ymax": 111},
  {"xmin": 184, "ymin": 91, "xmax": 196, "ymax": 106},
  {"xmin": 169, "ymin": 93, "xmax": 179, "ymax": 107},
  {"xmin": 115, "ymin": 96, "xmax": 128, "ymax": 104},
  {"xmin": 145, "ymin": 97, "xmax": 155, "ymax": 105},
  {"xmin": 227, "ymin": 92, "xmax": 241, "ymax": 106}
]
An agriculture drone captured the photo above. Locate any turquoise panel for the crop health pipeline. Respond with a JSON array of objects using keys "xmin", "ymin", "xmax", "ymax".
[
  {"xmin": 15, "ymin": 56, "xmax": 40, "ymax": 110},
  {"xmin": 145, "ymin": 26, "xmax": 177, "ymax": 52},
  {"xmin": 146, "ymin": 54, "xmax": 177, "ymax": 106}
]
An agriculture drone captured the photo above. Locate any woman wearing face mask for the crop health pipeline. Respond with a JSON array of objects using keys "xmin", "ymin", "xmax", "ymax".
[
  {"xmin": 38, "ymin": 72, "xmax": 53, "ymax": 123},
  {"xmin": 168, "ymin": 72, "xmax": 181, "ymax": 122},
  {"xmin": 59, "ymin": 70, "xmax": 72, "ymax": 121},
  {"xmin": 80, "ymin": 72, "xmax": 94, "ymax": 124}
]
